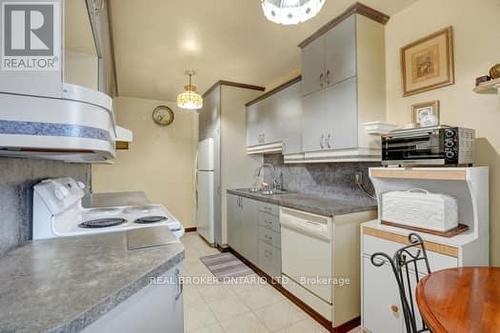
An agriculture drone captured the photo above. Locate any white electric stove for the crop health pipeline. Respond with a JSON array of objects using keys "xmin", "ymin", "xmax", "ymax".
[{"xmin": 33, "ymin": 178, "xmax": 184, "ymax": 240}]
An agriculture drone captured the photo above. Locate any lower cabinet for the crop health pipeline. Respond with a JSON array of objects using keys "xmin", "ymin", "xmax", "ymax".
[
  {"xmin": 227, "ymin": 194, "xmax": 281, "ymax": 277},
  {"xmin": 82, "ymin": 263, "xmax": 184, "ymax": 333},
  {"xmin": 361, "ymin": 228, "xmax": 459, "ymax": 333}
]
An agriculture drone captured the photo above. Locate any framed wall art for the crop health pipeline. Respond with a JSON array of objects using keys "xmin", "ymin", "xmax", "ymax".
[{"xmin": 401, "ymin": 27, "xmax": 455, "ymax": 96}]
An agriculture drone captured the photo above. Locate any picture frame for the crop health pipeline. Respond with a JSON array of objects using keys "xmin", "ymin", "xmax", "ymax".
[
  {"xmin": 401, "ymin": 27, "xmax": 455, "ymax": 96},
  {"xmin": 411, "ymin": 100, "xmax": 440, "ymax": 127}
]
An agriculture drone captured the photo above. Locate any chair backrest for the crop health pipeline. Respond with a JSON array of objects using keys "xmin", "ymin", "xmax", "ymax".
[{"xmin": 370, "ymin": 233, "xmax": 431, "ymax": 333}]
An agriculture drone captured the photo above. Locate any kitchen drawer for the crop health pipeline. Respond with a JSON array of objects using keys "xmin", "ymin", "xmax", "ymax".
[
  {"xmin": 258, "ymin": 212, "xmax": 280, "ymax": 232},
  {"xmin": 362, "ymin": 232, "xmax": 458, "ymax": 272},
  {"xmin": 258, "ymin": 226, "xmax": 281, "ymax": 249},
  {"xmin": 258, "ymin": 241, "xmax": 281, "ymax": 278},
  {"xmin": 258, "ymin": 202, "xmax": 279, "ymax": 217}
]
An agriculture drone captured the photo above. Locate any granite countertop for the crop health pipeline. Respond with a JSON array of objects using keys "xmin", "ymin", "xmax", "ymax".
[
  {"xmin": 227, "ymin": 188, "xmax": 377, "ymax": 217},
  {"xmin": 82, "ymin": 191, "xmax": 150, "ymax": 208},
  {"xmin": 0, "ymin": 227, "xmax": 184, "ymax": 333}
]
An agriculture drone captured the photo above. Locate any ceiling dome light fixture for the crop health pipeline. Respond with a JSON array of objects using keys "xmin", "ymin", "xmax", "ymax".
[
  {"xmin": 261, "ymin": 0, "xmax": 325, "ymax": 25},
  {"xmin": 177, "ymin": 70, "xmax": 203, "ymax": 111}
]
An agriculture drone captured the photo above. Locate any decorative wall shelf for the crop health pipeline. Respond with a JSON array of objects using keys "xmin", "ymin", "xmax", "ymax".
[
  {"xmin": 473, "ymin": 78, "xmax": 500, "ymax": 94},
  {"xmin": 363, "ymin": 121, "xmax": 398, "ymax": 136}
]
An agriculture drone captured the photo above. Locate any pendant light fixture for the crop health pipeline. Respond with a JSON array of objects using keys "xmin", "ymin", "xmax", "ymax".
[
  {"xmin": 261, "ymin": 0, "xmax": 325, "ymax": 25},
  {"xmin": 177, "ymin": 70, "xmax": 203, "ymax": 110}
]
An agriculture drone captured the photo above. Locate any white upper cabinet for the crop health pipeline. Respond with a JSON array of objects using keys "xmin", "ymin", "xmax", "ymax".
[
  {"xmin": 325, "ymin": 77, "xmax": 358, "ymax": 150},
  {"xmin": 246, "ymin": 78, "xmax": 302, "ymax": 154},
  {"xmin": 293, "ymin": 10, "xmax": 388, "ymax": 162},
  {"xmin": 301, "ymin": 16, "xmax": 356, "ymax": 97},
  {"xmin": 301, "ymin": 37, "xmax": 326, "ymax": 96},
  {"xmin": 324, "ymin": 16, "xmax": 357, "ymax": 87}
]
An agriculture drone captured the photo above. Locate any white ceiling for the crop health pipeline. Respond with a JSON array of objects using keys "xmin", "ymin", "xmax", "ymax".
[{"xmin": 109, "ymin": 0, "xmax": 418, "ymax": 101}]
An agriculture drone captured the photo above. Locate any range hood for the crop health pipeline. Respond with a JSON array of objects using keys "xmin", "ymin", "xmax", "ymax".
[{"xmin": 0, "ymin": 83, "xmax": 128, "ymax": 163}]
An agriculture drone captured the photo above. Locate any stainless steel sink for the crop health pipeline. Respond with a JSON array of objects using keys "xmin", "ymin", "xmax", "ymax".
[{"xmin": 246, "ymin": 188, "xmax": 289, "ymax": 195}]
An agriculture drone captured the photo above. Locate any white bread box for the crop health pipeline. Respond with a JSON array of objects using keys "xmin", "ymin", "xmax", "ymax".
[{"xmin": 381, "ymin": 189, "xmax": 458, "ymax": 232}]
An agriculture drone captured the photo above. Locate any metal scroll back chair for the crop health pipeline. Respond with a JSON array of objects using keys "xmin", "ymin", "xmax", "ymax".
[{"xmin": 370, "ymin": 233, "xmax": 431, "ymax": 333}]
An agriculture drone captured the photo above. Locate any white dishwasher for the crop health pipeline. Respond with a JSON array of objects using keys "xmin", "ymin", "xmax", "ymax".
[{"xmin": 280, "ymin": 207, "xmax": 333, "ymax": 307}]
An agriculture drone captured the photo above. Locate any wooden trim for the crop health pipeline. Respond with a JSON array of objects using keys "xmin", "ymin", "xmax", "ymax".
[
  {"xmin": 115, "ymin": 141, "xmax": 129, "ymax": 150},
  {"xmin": 203, "ymin": 80, "xmax": 265, "ymax": 97},
  {"xmin": 216, "ymin": 244, "xmax": 230, "ymax": 253},
  {"xmin": 370, "ymin": 168, "xmax": 467, "ymax": 181},
  {"xmin": 332, "ymin": 316, "xmax": 361, "ymax": 333},
  {"xmin": 298, "ymin": 2, "xmax": 390, "ymax": 48},
  {"xmin": 184, "ymin": 227, "xmax": 197, "ymax": 232},
  {"xmin": 363, "ymin": 226, "xmax": 459, "ymax": 258},
  {"xmin": 245, "ymin": 75, "xmax": 302, "ymax": 107},
  {"xmin": 381, "ymin": 220, "xmax": 469, "ymax": 238}
]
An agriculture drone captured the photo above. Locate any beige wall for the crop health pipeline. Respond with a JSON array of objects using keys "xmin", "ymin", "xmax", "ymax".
[
  {"xmin": 385, "ymin": 0, "xmax": 500, "ymax": 264},
  {"xmin": 92, "ymin": 97, "xmax": 198, "ymax": 227}
]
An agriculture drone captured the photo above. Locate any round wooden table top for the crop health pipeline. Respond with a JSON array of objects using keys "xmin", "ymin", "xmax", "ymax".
[{"xmin": 416, "ymin": 267, "xmax": 500, "ymax": 333}]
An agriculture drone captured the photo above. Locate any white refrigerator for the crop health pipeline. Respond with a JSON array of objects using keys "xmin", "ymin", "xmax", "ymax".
[{"xmin": 196, "ymin": 138, "xmax": 215, "ymax": 244}]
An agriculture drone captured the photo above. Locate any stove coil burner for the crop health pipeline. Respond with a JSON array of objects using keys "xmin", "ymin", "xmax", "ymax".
[
  {"xmin": 134, "ymin": 216, "xmax": 168, "ymax": 224},
  {"xmin": 78, "ymin": 218, "xmax": 127, "ymax": 229}
]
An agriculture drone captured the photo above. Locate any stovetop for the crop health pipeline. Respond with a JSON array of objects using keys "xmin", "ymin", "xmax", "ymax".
[{"xmin": 53, "ymin": 204, "xmax": 177, "ymax": 237}]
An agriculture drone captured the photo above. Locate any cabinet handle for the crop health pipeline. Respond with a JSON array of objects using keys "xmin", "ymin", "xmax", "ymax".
[
  {"xmin": 326, "ymin": 134, "xmax": 331, "ymax": 149},
  {"xmin": 319, "ymin": 73, "xmax": 324, "ymax": 88},
  {"xmin": 390, "ymin": 305, "xmax": 399, "ymax": 313},
  {"xmin": 175, "ymin": 269, "xmax": 183, "ymax": 300},
  {"xmin": 320, "ymin": 134, "xmax": 325, "ymax": 149},
  {"xmin": 326, "ymin": 69, "xmax": 331, "ymax": 85}
]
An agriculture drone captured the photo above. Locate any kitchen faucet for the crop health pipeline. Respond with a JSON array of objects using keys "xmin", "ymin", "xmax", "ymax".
[{"xmin": 254, "ymin": 163, "xmax": 282, "ymax": 191}]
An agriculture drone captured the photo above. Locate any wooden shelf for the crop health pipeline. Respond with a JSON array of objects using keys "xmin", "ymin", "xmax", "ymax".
[
  {"xmin": 370, "ymin": 168, "xmax": 467, "ymax": 181},
  {"xmin": 473, "ymin": 78, "xmax": 500, "ymax": 94}
]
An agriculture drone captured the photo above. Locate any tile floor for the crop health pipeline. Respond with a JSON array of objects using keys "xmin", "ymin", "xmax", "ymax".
[{"xmin": 181, "ymin": 232, "xmax": 361, "ymax": 333}]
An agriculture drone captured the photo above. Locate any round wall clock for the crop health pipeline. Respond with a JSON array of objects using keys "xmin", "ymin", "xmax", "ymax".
[{"xmin": 152, "ymin": 105, "xmax": 174, "ymax": 126}]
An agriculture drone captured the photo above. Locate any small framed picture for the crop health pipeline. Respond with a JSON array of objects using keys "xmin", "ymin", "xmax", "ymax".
[{"xmin": 411, "ymin": 100, "xmax": 440, "ymax": 127}]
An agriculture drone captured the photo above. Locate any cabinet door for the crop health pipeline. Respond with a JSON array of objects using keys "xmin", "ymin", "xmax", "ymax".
[
  {"xmin": 324, "ymin": 15, "xmax": 356, "ymax": 87},
  {"xmin": 240, "ymin": 198, "xmax": 259, "ymax": 264},
  {"xmin": 275, "ymin": 81, "xmax": 302, "ymax": 154},
  {"xmin": 301, "ymin": 89, "xmax": 327, "ymax": 153},
  {"xmin": 301, "ymin": 37, "xmax": 326, "ymax": 96},
  {"xmin": 262, "ymin": 95, "xmax": 278, "ymax": 144},
  {"xmin": 82, "ymin": 264, "xmax": 184, "ymax": 333},
  {"xmin": 324, "ymin": 77, "xmax": 358, "ymax": 150},
  {"xmin": 227, "ymin": 194, "xmax": 242, "ymax": 252},
  {"xmin": 362, "ymin": 256, "xmax": 403, "ymax": 333},
  {"xmin": 246, "ymin": 104, "xmax": 259, "ymax": 147}
]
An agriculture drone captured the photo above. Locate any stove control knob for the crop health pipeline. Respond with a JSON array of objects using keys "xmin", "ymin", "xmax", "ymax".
[
  {"xmin": 77, "ymin": 181, "xmax": 86, "ymax": 189},
  {"xmin": 54, "ymin": 189, "xmax": 65, "ymax": 201},
  {"xmin": 54, "ymin": 186, "xmax": 70, "ymax": 200}
]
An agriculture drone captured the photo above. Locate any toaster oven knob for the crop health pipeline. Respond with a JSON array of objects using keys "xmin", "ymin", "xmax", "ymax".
[
  {"xmin": 445, "ymin": 140, "xmax": 455, "ymax": 148},
  {"xmin": 445, "ymin": 151, "xmax": 456, "ymax": 160},
  {"xmin": 445, "ymin": 129, "xmax": 456, "ymax": 138}
]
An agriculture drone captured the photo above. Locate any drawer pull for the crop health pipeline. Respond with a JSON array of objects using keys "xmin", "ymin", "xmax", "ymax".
[{"xmin": 390, "ymin": 305, "xmax": 399, "ymax": 313}]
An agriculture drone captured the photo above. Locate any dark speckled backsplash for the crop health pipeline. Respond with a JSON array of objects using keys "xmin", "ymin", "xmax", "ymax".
[
  {"xmin": 263, "ymin": 154, "xmax": 379, "ymax": 201},
  {"xmin": 0, "ymin": 157, "xmax": 90, "ymax": 256}
]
